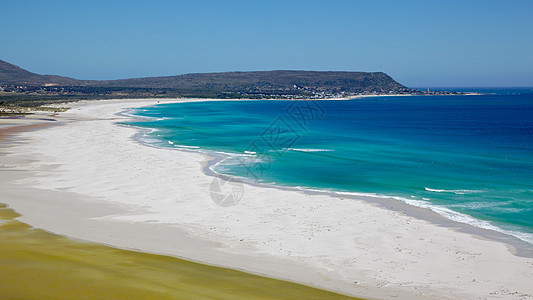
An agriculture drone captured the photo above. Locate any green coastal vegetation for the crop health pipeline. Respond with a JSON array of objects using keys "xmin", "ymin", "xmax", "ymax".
[{"xmin": 0, "ymin": 203, "xmax": 358, "ymax": 300}]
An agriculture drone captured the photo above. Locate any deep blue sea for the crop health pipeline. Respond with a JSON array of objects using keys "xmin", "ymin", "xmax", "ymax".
[{"xmin": 126, "ymin": 88, "xmax": 533, "ymax": 245}]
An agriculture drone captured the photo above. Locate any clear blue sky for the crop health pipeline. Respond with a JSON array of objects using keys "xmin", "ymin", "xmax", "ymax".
[{"xmin": 1, "ymin": 0, "xmax": 532, "ymax": 87}]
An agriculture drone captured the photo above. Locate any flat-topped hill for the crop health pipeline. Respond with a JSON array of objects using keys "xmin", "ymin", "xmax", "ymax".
[{"xmin": 0, "ymin": 59, "xmax": 425, "ymax": 107}]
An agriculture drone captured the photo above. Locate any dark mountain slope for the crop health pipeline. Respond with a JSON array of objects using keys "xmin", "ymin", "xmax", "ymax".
[
  {"xmin": 0, "ymin": 59, "xmax": 84, "ymax": 86},
  {"xmin": 94, "ymin": 70, "xmax": 407, "ymax": 94},
  {"xmin": 1, "ymin": 59, "xmax": 424, "ymax": 107},
  {"xmin": 1, "ymin": 59, "xmax": 409, "ymax": 93}
]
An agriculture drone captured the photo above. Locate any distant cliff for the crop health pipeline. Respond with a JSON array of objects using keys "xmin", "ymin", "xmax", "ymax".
[
  {"xmin": 1, "ymin": 58, "xmax": 417, "ymax": 106},
  {"xmin": 90, "ymin": 70, "xmax": 412, "ymax": 96}
]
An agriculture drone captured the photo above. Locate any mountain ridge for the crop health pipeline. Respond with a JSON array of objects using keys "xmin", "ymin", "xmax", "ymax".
[
  {"xmin": 0, "ymin": 58, "xmax": 427, "ymax": 107},
  {"xmin": 0, "ymin": 59, "xmax": 408, "ymax": 93},
  {"xmin": 0, "ymin": 59, "xmax": 84, "ymax": 86}
]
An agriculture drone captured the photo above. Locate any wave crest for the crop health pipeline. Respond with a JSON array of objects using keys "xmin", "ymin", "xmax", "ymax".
[
  {"xmin": 425, "ymin": 187, "xmax": 484, "ymax": 195},
  {"xmin": 283, "ymin": 148, "xmax": 334, "ymax": 152}
]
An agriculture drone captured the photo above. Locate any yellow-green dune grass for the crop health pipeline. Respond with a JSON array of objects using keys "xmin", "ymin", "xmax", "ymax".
[{"xmin": 0, "ymin": 203, "xmax": 358, "ymax": 299}]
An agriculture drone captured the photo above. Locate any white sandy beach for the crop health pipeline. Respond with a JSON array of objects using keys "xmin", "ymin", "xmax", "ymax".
[{"xmin": 1, "ymin": 99, "xmax": 532, "ymax": 300}]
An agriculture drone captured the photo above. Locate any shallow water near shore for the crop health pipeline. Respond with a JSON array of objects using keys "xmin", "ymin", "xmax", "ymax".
[{"xmin": 127, "ymin": 90, "xmax": 533, "ymax": 246}]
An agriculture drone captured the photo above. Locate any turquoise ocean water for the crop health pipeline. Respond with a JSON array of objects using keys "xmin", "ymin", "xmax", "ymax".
[{"xmin": 126, "ymin": 88, "xmax": 533, "ymax": 245}]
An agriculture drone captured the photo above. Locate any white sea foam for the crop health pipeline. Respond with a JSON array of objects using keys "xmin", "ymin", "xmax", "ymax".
[
  {"xmin": 283, "ymin": 148, "xmax": 334, "ymax": 152},
  {"xmin": 419, "ymin": 204, "xmax": 533, "ymax": 245},
  {"xmin": 297, "ymin": 188, "xmax": 533, "ymax": 245},
  {"xmin": 122, "ymin": 110, "xmax": 165, "ymax": 121},
  {"xmin": 173, "ymin": 145, "xmax": 200, "ymax": 149},
  {"xmin": 214, "ymin": 155, "xmax": 265, "ymax": 167},
  {"xmin": 448, "ymin": 201, "xmax": 509, "ymax": 210},
  {"xmin": 425, "ymin": 187, "xmax": 484, "ymax": 195},
  {"xmin": 222, "ymin": 151, "xmax": 257, "ymax": 158}
]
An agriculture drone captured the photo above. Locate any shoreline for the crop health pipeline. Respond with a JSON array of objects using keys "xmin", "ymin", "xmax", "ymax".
[
  {"xmin": 0, "ymin": 91, "xmax": 483, "ymax": 114},
  {"xmin": 126, "ymin": 98, "xmax": 533, "ymax": 255},
  {"xmin": 1, "ymin": 98, "xmax": 533, "ymax": 299},
  {"xmin": 205, "ymin": 155, "xmax": 533, "ymax": 256},
  {"xmin": 200, "ymin": 152, "xmax": 533, "ymax": 257}
]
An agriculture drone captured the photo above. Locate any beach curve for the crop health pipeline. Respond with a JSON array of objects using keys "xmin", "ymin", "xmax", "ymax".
[{"xmin": 1, "ymin": 98, "xmax": 533, "ymax": 300}]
